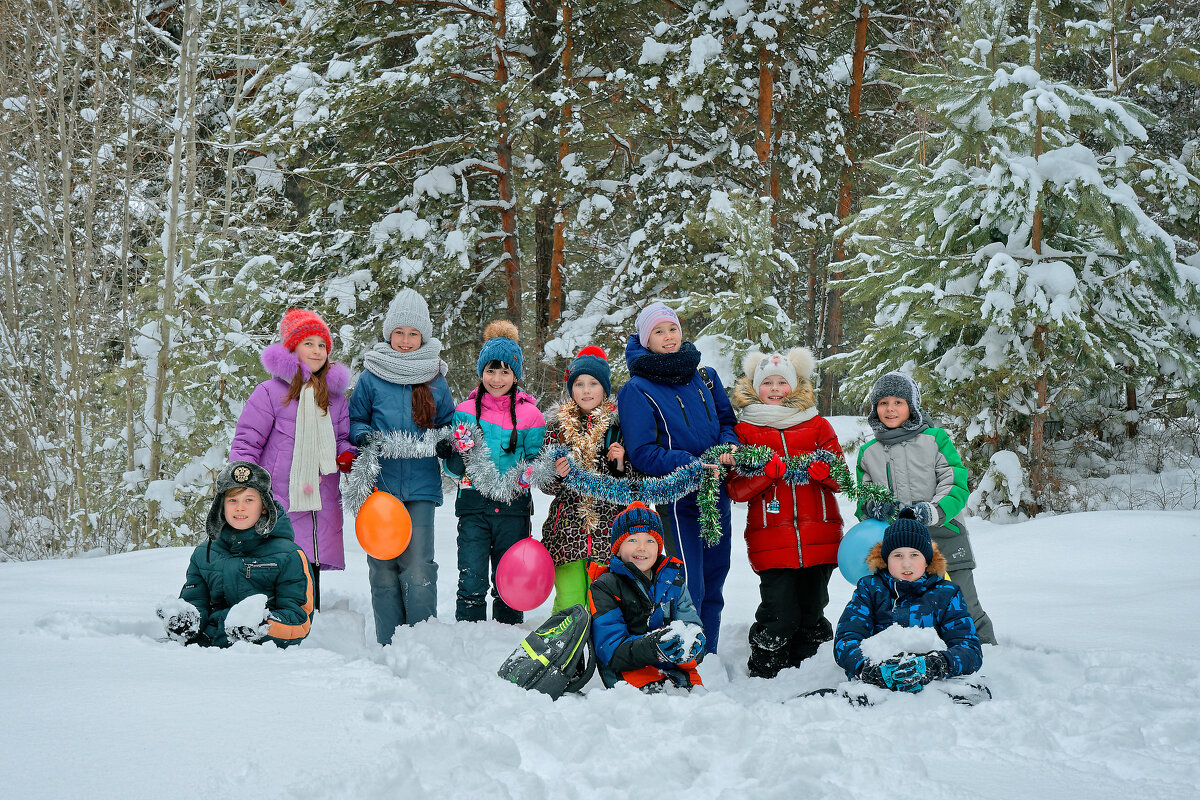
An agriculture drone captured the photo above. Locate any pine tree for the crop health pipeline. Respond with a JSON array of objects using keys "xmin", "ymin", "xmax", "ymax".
[{"xmin": 833, "ymin": 0, "xmax": 1200, "ymax": 513}]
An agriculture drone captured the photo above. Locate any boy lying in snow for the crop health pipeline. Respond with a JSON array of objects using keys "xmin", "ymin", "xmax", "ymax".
[
  {"xmin": 156, "ymin": 461, "xmax": 314, "ymax": 648},
  {"xmin": 833, "ymin": 510, "xmax": 982, "ymax": 692}
]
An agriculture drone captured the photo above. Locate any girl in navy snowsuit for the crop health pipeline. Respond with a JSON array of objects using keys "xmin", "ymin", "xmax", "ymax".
[{"xmin": 616, "ymin": 302, "xmax": 738, "ymax": 653}]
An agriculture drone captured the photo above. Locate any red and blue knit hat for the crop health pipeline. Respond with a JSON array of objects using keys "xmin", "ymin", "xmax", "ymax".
[
  {"xmin": 565, "ymin": 346, "xmax": 611, "ymax": 396},
  {"xmin": 610, "ymin": 501, "xmax": 665, "ymax": 555},
  {"xmin": 279, "ymin": 309, "xmax": 332, "ymax": 353}
]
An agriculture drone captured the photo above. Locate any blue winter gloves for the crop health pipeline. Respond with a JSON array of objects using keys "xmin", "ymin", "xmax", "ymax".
[
  {"xmin": 905, "ymin": 501, "xmax": 940, "ymax": 527},
  {"xmin": 861, "ymin": 496, "xmax": 897, "ymax": 522},
  {"xmin": 860, "ymin": 652, "xmax": 951, "ymax": 692},
  {"xmin": 647, "ymin": 625, "xmax": 706, "ymax": 665}
]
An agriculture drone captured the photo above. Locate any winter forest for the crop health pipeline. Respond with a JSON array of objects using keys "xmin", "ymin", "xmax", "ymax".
[{"xmin": 1, "ymin": 0, "xmax": 1198, "ymax": 560}]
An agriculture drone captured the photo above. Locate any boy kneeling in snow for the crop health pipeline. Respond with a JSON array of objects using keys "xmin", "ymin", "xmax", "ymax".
[
  {"xmin": 834, "ymin": 510, "xmax": 982, "ymax": 693},
  {"xmin": 588, "ymin": 502, "xmax": 706, "ymax": 692},
  {"xmin": 157, "ymin": 461, "xmax": 315, "ymax": 648}
]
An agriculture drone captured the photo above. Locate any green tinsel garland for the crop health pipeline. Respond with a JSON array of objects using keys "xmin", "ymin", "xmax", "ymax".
[{"xmin": 694, "ymin": 445, "xmax": 899, "ymax": 546}]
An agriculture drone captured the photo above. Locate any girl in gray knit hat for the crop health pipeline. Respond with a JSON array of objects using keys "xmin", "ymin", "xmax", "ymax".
[
  {"xmin": 348, "ymin": 288, "xmax": 456, "ymax": 644},
  {"xmin": 854, "ymin": 370, "xmax": 996, "ymax": 645}
]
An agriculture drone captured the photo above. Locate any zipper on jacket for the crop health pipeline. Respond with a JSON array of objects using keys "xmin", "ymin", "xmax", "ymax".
[
  {"xmin": 697, "ymin": 387, "xmax": 713, "ymax": 422},
  {"xmin": 780, "ymin": 430, "xmax": 804, "ymax": 563},
  {"xmin": 675, "ymin": 396, "xmax": 691, "ymax": 426},
  {"xmin": 245, "ymin": 561, "xmax": 278, "ymax": 579}
]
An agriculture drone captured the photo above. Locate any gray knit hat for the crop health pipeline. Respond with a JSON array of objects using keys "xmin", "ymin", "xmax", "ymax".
[
  {"xmin": 383, "ymin": 288, "xmax": 434, "ymax": 343},
  {"xmin": 866, "ymin": 370, "xmax": 931, "ymax": 430},
  {"xmin": 205, "ymin": 461, "xmax": 277, "ymax": 539}
]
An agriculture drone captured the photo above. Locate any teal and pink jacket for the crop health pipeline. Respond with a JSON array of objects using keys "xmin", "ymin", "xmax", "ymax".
[{"xmin": 443, "ymin": 388, "xmax": 546, "ymax": 517}]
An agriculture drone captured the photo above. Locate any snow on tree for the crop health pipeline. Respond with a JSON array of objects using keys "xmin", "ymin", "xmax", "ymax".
[{"xmin": 832, "ymin": 0, "xmax": 1200, "ymax": 513}]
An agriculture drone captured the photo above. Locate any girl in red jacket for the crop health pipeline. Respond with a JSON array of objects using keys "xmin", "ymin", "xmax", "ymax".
[{"xmin": 726, "ymin": 348, "xmax": 845, "ymax": 678}]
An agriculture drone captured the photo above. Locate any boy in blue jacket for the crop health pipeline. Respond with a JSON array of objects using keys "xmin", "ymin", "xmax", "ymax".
[
  {"xmin": 616, "ymin": 302, "xmax": 737, "ymax": 653},
  {"xmin": 834, "ymin": 511, "xmax": 982, "ymax": 692},
  {"xmin": 588, "ymin": 502, "xmax": 707, "ymax": 692}
]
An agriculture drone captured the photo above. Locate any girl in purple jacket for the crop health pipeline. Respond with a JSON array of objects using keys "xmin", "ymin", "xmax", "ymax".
[{"xmin": 230, "ymin": 310, "xmax": 356, "ymax": 596}]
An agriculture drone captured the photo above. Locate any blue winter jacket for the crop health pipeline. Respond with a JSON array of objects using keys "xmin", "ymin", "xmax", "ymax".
[
  {"xmin": 348, "ymin": 371, "xmax": 455, "ymax": 504},
  {"xmin": 617, "ymin": 335, "xmax": 738, "ymax": 513},
  {"xmin": 588, "ymin": 553, "xmax": 703, "ymax": 688},
  {"xmin": 834, "ymin": 569, "xmax": 982, "ymax": 679}
]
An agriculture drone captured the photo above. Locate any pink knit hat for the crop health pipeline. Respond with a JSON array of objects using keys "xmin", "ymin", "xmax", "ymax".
[
  {"xmin": 635, "ymin": 302, "xmax": 680, "ymax": 347},
  {"xmin": 279, "ymin": 309, "xmax": 332, "ymax": 352}
]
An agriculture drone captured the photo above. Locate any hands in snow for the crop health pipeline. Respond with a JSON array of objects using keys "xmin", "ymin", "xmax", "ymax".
[
  {"xmin": 157, "ymin": 601, "xmax": 200, "ymax": 643},
  {"xmin": 687, "ymin": 628, "xmax": 707, "ymax": 662},
  {"xmin": 861, "ymin": 497, "xmax": 897, "ymax": 522},
  {"xmin": 647, "ymin": 628, "xmax": 688, "ymax": 664},
  {"xmin": 905, "ymin": 501, "xmax": 939, "ymax": 527},
  {"xmin": 226, "ymin": 618, "xmax": 269, "ymax": 644},
  {"xmin": 860, "ymin": 652, "xmax": 950, "ymax": 692}
]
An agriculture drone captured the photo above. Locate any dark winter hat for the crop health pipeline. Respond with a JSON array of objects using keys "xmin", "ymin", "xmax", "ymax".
[
  {"xmin": 205, "ymin": 461, "xmax": 277, "ymax": 540},
  {"xmin": 279, "ymin": 308, "xmax": 332, "ymax": 353},
  {"xmin": 868, "ymin": 370, "xmax": 922, "ymax": 415},
  {"xmin": 610, "ymin": 501, "xmax": 665, "ymax": 555},
  {"xmin": 477, "ymin": 319, "xmax": 524, "ymax": 380},
  {"xmin": 880, "ymin": 510, "xmax": 934, "ymax": 564},
  {"xmin": 383, "ymin": 287, "xmax": 434, "ymax": 343},
  {"xmin": 565, "ymin": 346, "xmax": 612, "ymax": 397}
]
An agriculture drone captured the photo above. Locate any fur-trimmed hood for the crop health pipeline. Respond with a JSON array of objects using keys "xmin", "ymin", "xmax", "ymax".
[
  {"xmin": 866, "ymin": 541, "xmax": 947, "ymax": 576},
  {"xmin": 261, "ymin": 342, "xmax": 352, "ymax": 395},
  {"xmin": 731, "ymin": 376, "xmax": 815, "ymax": 411}
]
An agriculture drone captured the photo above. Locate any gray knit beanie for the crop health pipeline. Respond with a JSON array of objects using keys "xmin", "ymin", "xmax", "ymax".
[
  {"xmin": 383, "ymin": 288, "xmax": 434, "ymax": 343},
  {"xmin": 868, "ymin": 370, "xmax": 922, "ymax": 412},
  {"xmin": 205, "ymin": 461, "xmax": 277, "ymax": 539}
]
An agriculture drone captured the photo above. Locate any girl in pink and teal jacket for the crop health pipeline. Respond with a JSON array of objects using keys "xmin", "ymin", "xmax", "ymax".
[{"xmin": 442, "ymin": 320, "xmax": 546, "ymax": 624}]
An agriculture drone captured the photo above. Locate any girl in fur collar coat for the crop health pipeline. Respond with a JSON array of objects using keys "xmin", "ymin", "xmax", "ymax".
[
  {"xmin": 230, "ymin": 310, "xmax": 355, "ymax": 582},
  {"xmin": 541, "ymin": 347, "xmax": 627, "ymax": 612},
  {"xmin": 727, "ymin": 347, "xmax": 845, "ymax": 679}
]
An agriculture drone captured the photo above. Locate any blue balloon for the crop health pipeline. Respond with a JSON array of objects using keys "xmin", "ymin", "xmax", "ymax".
[{"xmin": 838, "ymin": 518, "xmax": 888, "ymax": 584}]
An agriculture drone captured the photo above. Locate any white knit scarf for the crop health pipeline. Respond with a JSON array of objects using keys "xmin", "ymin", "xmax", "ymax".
[
  {"xmin": 737, "ymin": 403, "xmax": 819, "ymax": 430},
  {"xmin": 289, "ymin": 385, "xmax": 337, "ymax": 512}
]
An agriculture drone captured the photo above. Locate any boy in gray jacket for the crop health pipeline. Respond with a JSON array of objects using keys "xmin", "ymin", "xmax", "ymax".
[{"xmin": 856, "ymin": 371, "xmax": 996, "ymax": 644}]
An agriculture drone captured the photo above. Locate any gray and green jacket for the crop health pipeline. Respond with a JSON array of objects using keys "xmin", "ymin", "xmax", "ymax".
[{"xmin": 856, "ymin": 427, "xmax": 975, "ymax": 569}]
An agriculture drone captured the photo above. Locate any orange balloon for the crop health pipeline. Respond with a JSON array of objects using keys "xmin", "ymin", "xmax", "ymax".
[{"xmin": 355, "ymin": 490, "xmax": 412, "ymax": 560}]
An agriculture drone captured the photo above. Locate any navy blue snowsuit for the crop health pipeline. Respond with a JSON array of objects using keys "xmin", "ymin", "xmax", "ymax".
[{"xmin": 616, "ymin": 335, "xmax": 737, "ymax": 653}]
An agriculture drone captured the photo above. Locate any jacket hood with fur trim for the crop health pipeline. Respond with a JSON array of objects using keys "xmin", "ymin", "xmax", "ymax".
[
  {"xmin": 261, "ymin": 342, "xmax": 352, "ymax": 396},
  {"xmin": 866, "ymin": 541, "xmax": 947, "ymax": 576},
  {"xmin": 730, "ymin": 375, "xmax": 815, "ymax": 412}
]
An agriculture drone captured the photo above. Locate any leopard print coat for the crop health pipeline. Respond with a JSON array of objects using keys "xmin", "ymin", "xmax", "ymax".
[{"xmin": 539, "ymin": 401, "xmax": 626, "ymax": 566}]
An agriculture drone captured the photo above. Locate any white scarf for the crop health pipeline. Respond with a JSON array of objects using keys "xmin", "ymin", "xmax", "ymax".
[
  {"xmin": 289, "ymin": 385, "xmax": 337, "ymax": 512},
  {"xmin": 737, "ymin": 403, "xmax": 819, "ymax": 430}
]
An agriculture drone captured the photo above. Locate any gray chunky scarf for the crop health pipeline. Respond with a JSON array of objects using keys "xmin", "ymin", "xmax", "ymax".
[{"xmin": 363, "ymin": 339, "xmax": 447, "ymax": 385}]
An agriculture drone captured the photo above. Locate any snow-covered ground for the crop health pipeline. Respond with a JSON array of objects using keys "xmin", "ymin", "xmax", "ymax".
[{"xmin": 3, "ymin": 494, "xmax": 1198, "ymax": 800}]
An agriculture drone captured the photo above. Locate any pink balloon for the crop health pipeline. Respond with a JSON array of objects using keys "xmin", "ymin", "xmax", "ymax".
[{"xmin": 495, "ymin": 538, "xmax": 555, "ymax": 612}]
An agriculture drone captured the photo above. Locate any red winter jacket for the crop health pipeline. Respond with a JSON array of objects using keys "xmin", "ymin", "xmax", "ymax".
[{"xmin": 726, "ymin": 381, "xmax": 844, "ymax": 572}]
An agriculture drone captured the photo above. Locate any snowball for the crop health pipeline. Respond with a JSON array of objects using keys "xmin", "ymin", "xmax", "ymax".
[{"xmin": 859, "ymin": 625, "xmax": 945, "ymax": 662}]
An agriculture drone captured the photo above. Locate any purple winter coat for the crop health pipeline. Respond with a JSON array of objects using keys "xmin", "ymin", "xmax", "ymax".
[{"xmin": 230, "ymin": 343, "xmax": 355, "ymax": 570}]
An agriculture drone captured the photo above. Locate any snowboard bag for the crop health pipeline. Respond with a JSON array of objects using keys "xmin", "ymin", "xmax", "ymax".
[{"xmin": 497, "ymin": 603, "xmax": 595, "ymax": 699}]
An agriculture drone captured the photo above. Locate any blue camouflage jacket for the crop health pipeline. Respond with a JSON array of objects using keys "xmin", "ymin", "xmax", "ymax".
[{"xmin": 834, "ymin": 567, "xmax": 982, "ymax": 679}]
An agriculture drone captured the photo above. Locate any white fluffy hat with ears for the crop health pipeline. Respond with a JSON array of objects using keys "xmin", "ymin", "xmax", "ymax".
[{"xmin": 742, "ymin": 348, "xmax": 816, "ymax": 391}]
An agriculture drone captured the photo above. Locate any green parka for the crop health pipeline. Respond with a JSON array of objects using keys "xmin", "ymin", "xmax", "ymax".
[{"xmin": 181, "ymin": 500, "xmax": 314, "ymax": 648}]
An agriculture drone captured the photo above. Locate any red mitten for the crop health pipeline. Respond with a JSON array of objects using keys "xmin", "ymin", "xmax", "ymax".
[
  {"xmin": 807, "ymin": 459, "xmax": 830, "ymax": 482},
  {"xmin": 763, "ymin": 455, "xmax": 787, "ymax": 480},
  {"xmin": 336, "ymin": 451, "xmax": 356, "ymax": 473}
]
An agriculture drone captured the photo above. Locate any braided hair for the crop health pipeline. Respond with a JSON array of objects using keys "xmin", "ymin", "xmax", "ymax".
[{"xmin": 475, "ymin": 360, "xmax": 520, "ymax": 454}]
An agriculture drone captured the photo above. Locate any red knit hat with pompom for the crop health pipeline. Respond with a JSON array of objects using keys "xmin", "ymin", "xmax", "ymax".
[{"xmin": 279, "ymin": 309, "xmax": 332, "ymax": 352}]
